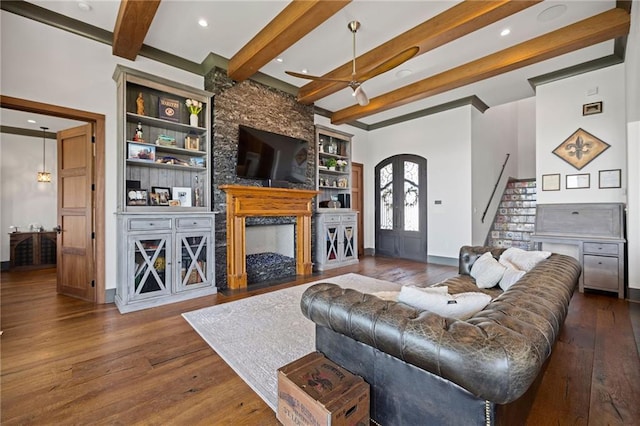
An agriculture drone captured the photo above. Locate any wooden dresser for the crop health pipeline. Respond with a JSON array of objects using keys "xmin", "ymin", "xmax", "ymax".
[{"xmin": 531, "ymin": 203, "xmax": 626, "ymax": 298}]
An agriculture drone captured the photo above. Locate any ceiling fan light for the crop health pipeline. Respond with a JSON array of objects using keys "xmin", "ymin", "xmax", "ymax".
[{"xmin": 353, "ymin": 85, "xmax": 369, "ymax": 106}]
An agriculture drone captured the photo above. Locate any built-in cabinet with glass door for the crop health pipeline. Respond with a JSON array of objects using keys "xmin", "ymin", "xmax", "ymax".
[
  {"xmin": 113, "ymin": 66, "xmax": 216, "ymax": 313},
  {"xmin": 315, "ymin": 125, "xmax": 358, "ymax": 270}
]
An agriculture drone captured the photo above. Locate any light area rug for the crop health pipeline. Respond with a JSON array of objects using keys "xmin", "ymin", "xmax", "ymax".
[{"xmin": 182, "ymin": 273, "xmax": 400, "ymax": 411}]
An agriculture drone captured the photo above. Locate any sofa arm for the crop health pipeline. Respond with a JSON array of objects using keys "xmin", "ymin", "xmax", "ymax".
[
  {"xmin": 301, "ymin": 253, "xmax": 581, "ymax": 404},
  {"xmin": 458, "ymin": 245, "xmax": 506, "ymax": 275}
]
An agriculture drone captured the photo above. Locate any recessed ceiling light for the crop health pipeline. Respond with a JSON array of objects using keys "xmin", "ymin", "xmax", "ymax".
[
  {"xmin": 27, "ymin": 119, "xmax": 36, "ymax": 124},
  {"xmin": 77, "ymin": 1, "xmax": 92, "ymax": 12},
  {"xmin": 537, "ymin": 4, "xmax": 567, "ymax": 22},
  {"xmin": 500, "ymin": 28, "xmax": 511, "ymax": 37},
  {"xmin": 276, "ymin": 58, "xmax": 284, "ymax": 63},
  {"xmin": 198, "ymin": 19, "xmax": 208, "ymax": 28},
  {"xmin": 301, "ymin": 69, "xmax": 308, "ymax": 74}
]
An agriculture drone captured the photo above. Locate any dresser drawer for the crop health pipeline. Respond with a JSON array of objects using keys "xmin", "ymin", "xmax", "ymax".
[
  {"xmin": 322, "ymin": 214, "xmax": 342, "ymax": 224},
  {"xmin": 583, "ymin": 255, "xmax": 619, "ymax": 290},
  {"xmin": 340, "ymin": 213, "xmax": 357, "ymax": 223},
  {"xmin": 176, "ymin": 217, "xmax": 212, "ymax": 229},
  {"xmin": 128, "ymin": 218, "xmax": 172, "ymax": 231},
  {"xmin": 583, "ymin": 242, "xmax": 618, "ymax": 256}
]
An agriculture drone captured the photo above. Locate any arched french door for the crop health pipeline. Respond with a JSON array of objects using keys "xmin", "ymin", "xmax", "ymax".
[{"xmin": 375, "ymin": 154, "xmax": 427, "ymax": 261}]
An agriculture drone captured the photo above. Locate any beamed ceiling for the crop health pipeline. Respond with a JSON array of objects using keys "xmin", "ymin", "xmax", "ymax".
[{"xmin": 1, "ymin": 0, "xmax": 633, "ymax": 129}]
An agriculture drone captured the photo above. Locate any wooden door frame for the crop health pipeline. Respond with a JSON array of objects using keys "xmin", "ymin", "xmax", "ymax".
[
  {"xmin": 1, "ymin": 95, "xmax": 106, "ymax": 304},
  {"xmin": 352, "ymin": 162, "xmax": 364, "ymax": 257}
]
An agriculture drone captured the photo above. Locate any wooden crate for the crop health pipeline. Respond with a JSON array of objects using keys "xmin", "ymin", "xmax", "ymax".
[{"xmin": 277, "ymin": 352, "xmax": 369, "ymax": 426}]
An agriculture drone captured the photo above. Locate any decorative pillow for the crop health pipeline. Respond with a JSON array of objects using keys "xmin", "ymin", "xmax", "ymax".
[
  {"xmin": 470, "ymin": 251, "xmax": 506, "ymax": 288},
  {"xmin": 398, "ymin": 285, "xmax": 491, "ymax": 320},
  {"xmin": 499, "ymin": 267, "xmax": 526, "ymax": 291},
  {"xmin": 499, "ymin": 247, "xmax": 551, "ymax": 272}
]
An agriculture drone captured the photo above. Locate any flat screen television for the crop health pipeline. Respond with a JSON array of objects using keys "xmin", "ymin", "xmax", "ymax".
[{"xmin": 236, "ymin": 125, "xmax": 309, "ymax": 184}]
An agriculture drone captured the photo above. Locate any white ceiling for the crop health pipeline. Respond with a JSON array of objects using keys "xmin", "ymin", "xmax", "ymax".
[{"xmin": 6, "ymin": 0, "xmax": 622, "ymax": 128}]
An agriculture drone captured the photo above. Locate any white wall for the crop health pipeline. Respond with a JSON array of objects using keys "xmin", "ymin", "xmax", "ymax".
[
  {"xmin": 516, "ymin": 97, "xmax": 536, "ymax": 178},
  {"xmin": 0, "ymin": 134, "xmax": 58, "ymax": 261},
  {"xmin": 470, "ymin": 102, "xmax": 520, "ymax": 245},
  {"xmin": 536, "ymin": 64, "xmax": 627, "ymax": 205},
  {"xmin": 625, "ymin": 1, "xmax": 640, "ymax": 292},
  {"xmin": 1, "ymin": 11, "xmax": 204, "ymax": 290},
  {"xmin": 365, "ymin": 107, "xmax": 473, "ymax": 259}
]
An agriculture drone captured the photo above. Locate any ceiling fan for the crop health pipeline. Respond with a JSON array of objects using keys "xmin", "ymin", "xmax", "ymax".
[{"xmin": 286, "ymin": 21, "xmax": 419, "ymax": 106}]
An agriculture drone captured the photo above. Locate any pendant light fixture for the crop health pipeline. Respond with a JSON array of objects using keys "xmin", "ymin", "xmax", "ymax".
[{"xmin": 37, "ymin": 126, "xmax": 51, "ymax": 183}]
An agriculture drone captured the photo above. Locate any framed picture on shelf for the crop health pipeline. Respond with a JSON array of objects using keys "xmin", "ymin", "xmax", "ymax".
[
  {"xmin": 149, "ymin": 193, "xmax": 160, "ymax": 206},
  {"xmin": 189, "ymin": 157, "xmax": 205, "ymax": 168},
  {"xmin": 566, "ymin": 173, "xmax": 590, "ymax": 189},
  {"xmin": 185, "ymin": 133, "xmax": 200, "ymax": 151},
  {"xmin": 172, "ymin": 187, "xmax": 192, "ymax": 207},
  {"xmin": 128, "ymin": 143, "xmax": 155, "ymax": 161},
  {"xmin": 158, "ymin": 97, "xmax": 181, "ymax": 122},
  {"xmin": 541, "ymin": 174, "xmax": 560, "ymax": 191},
  {"xmin": 599, "ymin": 169, "xmax": 621, "ymax": 189},
  {"xmin": 126, "ymin": 188, "xmax": 148, "ymax": 206},
  {"xmin": 151, "ymin": 187, "xmax": 171, "ymax": 206}
]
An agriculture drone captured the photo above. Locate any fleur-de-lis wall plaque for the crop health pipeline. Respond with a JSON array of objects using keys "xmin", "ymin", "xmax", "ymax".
[{"xmin": 553, "ymin": 128, "xmax": 610, "ymax": 170}]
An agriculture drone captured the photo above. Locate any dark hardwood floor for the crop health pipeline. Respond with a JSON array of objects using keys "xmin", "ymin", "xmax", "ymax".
[{"xmin": 1, "ymin": 257, "xmax": 639, "ymax": 425}]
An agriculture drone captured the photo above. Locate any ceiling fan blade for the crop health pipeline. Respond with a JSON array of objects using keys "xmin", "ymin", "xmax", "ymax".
[
  {"xmin": 285, "ymin": 70, "xmax": 351, "ymax": 83},
  {"xmin": 358, "ymin": 46, "xmax": 420, "ymax": 82},
  {"xmin": 352, "ymin": 85, "xmax": 369, "ymax": 106}
]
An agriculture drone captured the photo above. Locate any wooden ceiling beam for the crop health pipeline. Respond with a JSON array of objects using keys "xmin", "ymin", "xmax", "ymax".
[
  {"xmin": 113, "ymin": 0, "xmax": 161, "ymax": 60},
  {"xmin": 296, "ymin": 0, "xmax": 541, "ymax": 105},
  {"xmin": 331, "ymin": 7, "xmax": 630, "ymax": 125},
  {"xmin": 228, "ymin": 0, "xmax": 351, "ymax": 82}
]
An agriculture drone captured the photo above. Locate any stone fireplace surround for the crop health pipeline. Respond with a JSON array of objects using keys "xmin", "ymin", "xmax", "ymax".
[{"xmin": 205, "ymin": 68, "xmax": 316, "ymax": 289}]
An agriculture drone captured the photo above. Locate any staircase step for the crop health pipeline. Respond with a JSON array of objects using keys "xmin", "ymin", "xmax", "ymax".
[{"xmin": 487, "ymin": 178, "xmax": 538, "ymax": 250}]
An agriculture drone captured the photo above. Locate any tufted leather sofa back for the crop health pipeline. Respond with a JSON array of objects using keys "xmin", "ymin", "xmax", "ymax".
[
  {"xmin": 301, "ymin": 248, "xmax": 581, "ymax": 404},
  {"xmin": 458, "ymin": 245, "xmax": 506, "ymax": 275}
]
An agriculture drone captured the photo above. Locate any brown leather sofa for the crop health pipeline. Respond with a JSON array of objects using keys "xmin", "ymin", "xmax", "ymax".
[{"xmin": 300, "ymin": 246, "xmax": 581, "ymax": 425}]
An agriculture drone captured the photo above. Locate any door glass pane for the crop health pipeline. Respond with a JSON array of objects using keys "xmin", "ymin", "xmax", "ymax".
[
  {"xmin": 326, "ymin": 226, "xmax": 339, "ymax": 260},
  {"xmin": 343, "ymin": 225, "xmax": 354, "ymax": 258},
  {"xmin": 404, "ymin": 161, "xmax": 419, "ymax": 231},
  {"xmin": 379, "ymin": 163, "xmax": 393, "ymax": 230},
  {"xmin": 134, "ymin": 238, "xmax": 167, "ymax": 294},
  {"xmin": 180, "ymin": 235, "xmax": 208, "ymax": 287}
]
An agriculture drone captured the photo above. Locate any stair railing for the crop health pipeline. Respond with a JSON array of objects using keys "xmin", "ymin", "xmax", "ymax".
[{"xmin": 481, "ymin": 153, "xmax": 510, "ymax": 223}]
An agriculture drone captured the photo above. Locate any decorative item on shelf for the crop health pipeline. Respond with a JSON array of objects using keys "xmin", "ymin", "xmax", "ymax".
[
  {"xmin": 185, "ymin": 131, "xmax": 200, "ymax": 150},
  {"xmin": 336, "ymin": 159, "xmax": 347, "ymax": 171},
  {"xmin": 173, "ymin": 187, "xmax": 192, "ymax": 207},
  {"xmin": 128, "ymin": 143, "xmax": 155, "ymax": 161},
  {"xmin": 337, "ymin": 177, "xmax": 348, "ymax": 188},
  {"xmin": 193, "ymin": 175, "xmax": 202, "ymax": 207},
  {"xmin": 151, "ymin": 187, "xmax": 171, "ymax": 206},
  {"xmin": 136, "ymin": 92, "xmax": 145, "ymax": 115},
  {"xmin": 36, "ymin": 126, "xmax": 51, "ymax": 183},
  {"xmin": 185, "ymin": 98, "xmax": 203, "ymax": 127},
  {"xmin": 155, "ymin": 156, "xmax": 189, "ymax": 166},
  {"xmin": 126, "ymin": 188, "xmax": 148, "ymax": 206},
  {"xmin": 133, "ymin": 122, "xmax": 144, "ymax": 142},
  {"xmin": 155, "ymin": 134, "xmax": 176, "ymax": 147},
  {"xmin": 328, "ymin": 140, "xmax": 338, "ymax": 154},
  {"xmin": 168, "ymin": 200, "xmax": 181, "ymax": 207},
  {"xmin": 189, "ymin": 157, "xmax": 205, "ymax": 168},
  {"xmin": 9, "ymin": 226, "xmax": 18, "ymax": 233},
  {"xmin": 325, "ymin": 157, "xmax": 337, "ymax": 171},
  {"xmin": 159, "ymin": 97, "xmax": 180, "ymax": 122}
]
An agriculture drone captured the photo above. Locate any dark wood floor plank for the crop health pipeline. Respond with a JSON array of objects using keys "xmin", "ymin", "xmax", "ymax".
[
  {"xmin": 2, "ymin": 257, "xmax": 639, "ymax": 425},
  {"xmin": 589, "ymin": 299, "xmax": 640, "ymax": 425}
]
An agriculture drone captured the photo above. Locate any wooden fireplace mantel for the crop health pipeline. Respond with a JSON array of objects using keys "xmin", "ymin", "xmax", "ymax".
[{"xmin": 220, "ymin": 185, "xmax": 319, "ymax": 289}]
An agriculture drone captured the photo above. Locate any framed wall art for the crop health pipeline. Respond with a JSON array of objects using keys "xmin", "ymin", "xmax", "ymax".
[
  {"xmin": 541, "ymin": 174, "xmax": 561, "ymax": 191},
  {"xmin": 172, "ymin": 187, "xmax": 192, "ymax": 207},
  {"xmin": 151, "ymin": 186, "xmax": 171, "ymax": 205},
  {"xmin": 599, "ymin": 169, "xmax": 621, "ymax": 189},
  {"xmin": 582, "ymin": 101, "xmax": 603, "ymax": 116},
  {"xmin": 566, "ymin": 173, "xmax": 590, "ymax": 189},
  {"xmin": 552, "ymin": 128, "xmax": 610, "ymax": 170}
]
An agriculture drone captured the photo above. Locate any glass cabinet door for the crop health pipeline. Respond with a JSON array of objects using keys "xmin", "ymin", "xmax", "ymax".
[
  {"xmin": 176, "ymin": 233, "xmax": 210, "ymax": 291},
  {"xmin": 342, "ymin": 224, "xmax": 356, "ymax": 261},
  {"xmin": 131, "ymin": 235, "xmax": 171, "ymax": 300},
  {"xmin": 324, "ymin": 225, "xmax": 340, "ymax": 264}
]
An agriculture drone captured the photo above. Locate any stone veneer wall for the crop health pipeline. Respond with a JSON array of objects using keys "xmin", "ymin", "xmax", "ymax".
[{"xmin": 204, "ymin": 68, "xmax": 315, "ymax": 289}]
